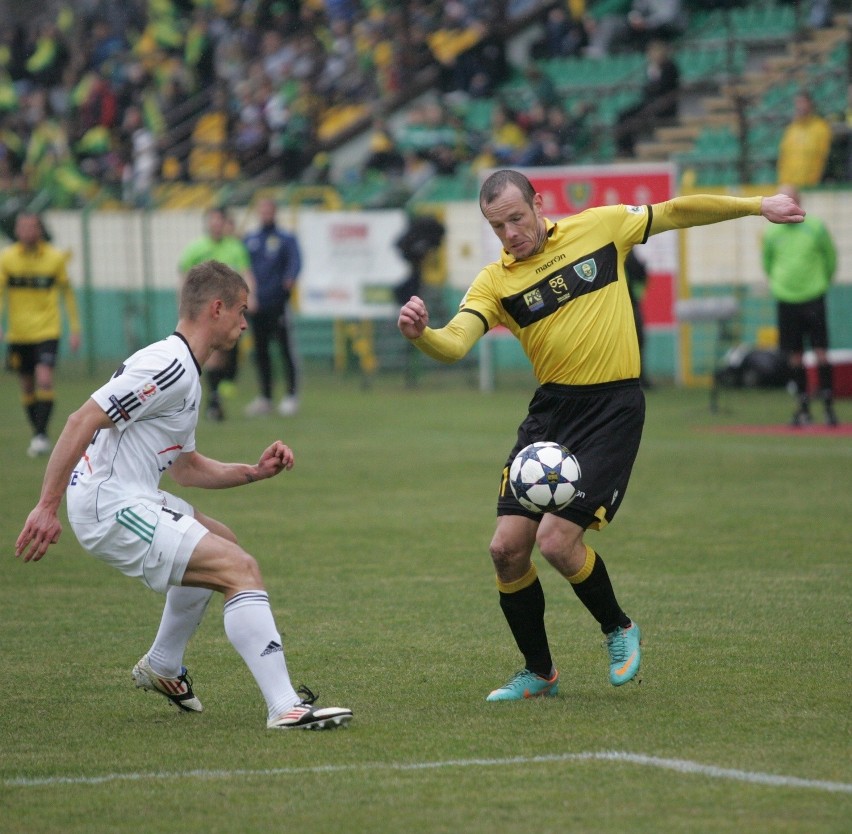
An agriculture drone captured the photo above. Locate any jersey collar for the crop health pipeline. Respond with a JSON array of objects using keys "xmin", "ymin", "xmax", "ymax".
[{"xmin": 171, "ymin": 331, "xmax": 202, "ymax": 374}]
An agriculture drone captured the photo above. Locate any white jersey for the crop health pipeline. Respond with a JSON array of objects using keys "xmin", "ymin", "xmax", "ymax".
[{"xmin": 66, "ymin": 333, "xmax": 202, "ymax": 522}]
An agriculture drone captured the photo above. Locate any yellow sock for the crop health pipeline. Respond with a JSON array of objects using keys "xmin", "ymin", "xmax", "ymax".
[
  {"xmin": 496, "ymin": 562, "xmax": 538, "ymax": 595},
  {"xmin": 567, "ymin": 545, "xmax": 596, "ymax": 585}
]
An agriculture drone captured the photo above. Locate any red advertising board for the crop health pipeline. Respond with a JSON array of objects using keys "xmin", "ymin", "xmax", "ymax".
[{"xmin": 521, "ymin": 164, "xmax": 677, "ymax": 328}]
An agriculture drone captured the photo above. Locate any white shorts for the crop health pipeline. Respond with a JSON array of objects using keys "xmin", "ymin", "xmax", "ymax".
[{"xmin": 69, "ymin": 492, "xmax": 208, "ymax": 594}]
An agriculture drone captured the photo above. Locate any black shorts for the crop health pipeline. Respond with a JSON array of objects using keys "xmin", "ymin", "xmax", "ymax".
[
  {"xmin": 6, "ymin": 340, "xmax": 59, "ymax": 375},
  {"xmin": 777, "ymin": 297, "xmax": 829, "ymax": 353},
  {"xmin": 497, "ymin": 379, "xmax": 645, "ymax": 530}
]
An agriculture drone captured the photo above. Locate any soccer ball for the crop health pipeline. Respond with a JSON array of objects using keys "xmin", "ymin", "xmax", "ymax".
[{"xmin": 509, "ymin": 441, "xmax": 581, "ymax": 514}]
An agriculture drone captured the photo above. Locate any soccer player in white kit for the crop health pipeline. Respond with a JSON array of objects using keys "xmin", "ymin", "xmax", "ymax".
[{"xmin": 15, "ymin": 260, "xmax": 352, "ymax": 731}]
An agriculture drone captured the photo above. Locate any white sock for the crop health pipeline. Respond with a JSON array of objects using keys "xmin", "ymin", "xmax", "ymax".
[
  {"xmin": 223, "ymin": 590, "xmax": 299, "ymax": 720},
  {"xmin": 147, "ymin": 586, "xmax": 214, "ymax": 677}
]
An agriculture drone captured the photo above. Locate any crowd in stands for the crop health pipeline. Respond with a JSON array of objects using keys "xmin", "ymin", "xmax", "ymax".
[
  {"xmin": 0, "ymin": 0, "xmax": 846, "ymax": 211},
  {"xmin": 0, "ymin": 0, "xmax": 548, "ymax": 208}
]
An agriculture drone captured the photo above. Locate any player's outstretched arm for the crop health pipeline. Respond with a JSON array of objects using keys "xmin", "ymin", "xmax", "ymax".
[
  {"xmin": 15, "ymin": 400, "xmax": 113, "ymax": 562},
  {"xmin": 761, "ymin": 193, "xmax": 806, "ymax": 224},
  {"xmin": 650, "ymin": 193, "xmax": 804, "ymax": 235},
  {"xmin": 168, "ymin": 441, "xmax": 294, "ymax": 489}
]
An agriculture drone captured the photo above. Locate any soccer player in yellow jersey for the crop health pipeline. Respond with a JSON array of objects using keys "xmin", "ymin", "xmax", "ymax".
[
  {"xmin": 0, "ymin": 212, "xmax": 80, "ymax": 457},
  {"xmin": 398, "ymin": 169, "xmax": 804, "ymax": 700}
]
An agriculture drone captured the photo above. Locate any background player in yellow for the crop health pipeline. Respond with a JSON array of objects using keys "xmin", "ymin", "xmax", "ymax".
[
  {"xmin": 398, "ymin": 170, "xmax": 804, "ymax": 701},
  {"xmin": 0, "ymin": 212, "xmax": 80, "ymax": 457}
]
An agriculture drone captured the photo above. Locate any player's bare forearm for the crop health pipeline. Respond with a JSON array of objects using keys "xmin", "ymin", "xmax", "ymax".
[
  {"xmin": 15, "ymin": 401, "xmax": 112, "ymax": 562},
  {"xmin": 169, "ymin": 442, "xmax": 293, "ymax": 489},
  {"xmin": 169, "ymin": 452, "xmax": 255, "ymax": 488}
]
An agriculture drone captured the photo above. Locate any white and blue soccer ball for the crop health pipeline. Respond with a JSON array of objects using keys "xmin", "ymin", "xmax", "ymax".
[{"xmin": 509, "ymin": 441, "xmax": 581, "ymax": 514}]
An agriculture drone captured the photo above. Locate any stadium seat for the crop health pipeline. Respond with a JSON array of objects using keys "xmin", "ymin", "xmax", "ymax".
[
  {"xmin": 411, "ymin": 169, "xmax": 478, "ymax": 204},
  {"xmin": 730, "ymin": 1, "xmax": 797, "ymax": 42},
  {"xmin": 463, "ymin": 98, "xmax": 496, "ymax": 133},
  {"xmin": 676, "ymin": 42, "xmax": 745, "ymax": 85}
]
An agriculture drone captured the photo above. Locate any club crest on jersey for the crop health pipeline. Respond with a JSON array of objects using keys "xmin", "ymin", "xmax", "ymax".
[
  {"xmin": 565, "ymin": 181, "xmax": 592, "ymax": 210},
  {"xmin": 573, "ymin": 259, "xmax": 597, "ymax": 282},
  {"xmin": 523, "ymin": 288, "xmax": 545, "ymax": 311},
  {"xmin": 136, "ymin": 382, "xmax": 159, "ymax": 402}
]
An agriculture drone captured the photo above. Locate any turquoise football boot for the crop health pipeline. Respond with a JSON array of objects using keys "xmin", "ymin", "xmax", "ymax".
[
  {"xmin": 606, "ymin": 622, "xmax": 642, "ymax": 686},
  {"xmin": 486, "ymin": 668, "xmax": 559, "ymax": 701}
]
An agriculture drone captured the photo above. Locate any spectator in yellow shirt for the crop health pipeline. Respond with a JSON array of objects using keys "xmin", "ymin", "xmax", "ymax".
[{"xmin": 776, "ymin": 92, "xmax": 833, "ymax": 186}]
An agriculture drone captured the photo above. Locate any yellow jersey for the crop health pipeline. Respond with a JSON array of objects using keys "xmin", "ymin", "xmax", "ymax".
[
  {"xmin": 0, "ymin": 240, "xmax": 80, "ymax": 343},
  {"xmin": 461, "ymin": 204, "xmax": 649, "ymax": 384}
]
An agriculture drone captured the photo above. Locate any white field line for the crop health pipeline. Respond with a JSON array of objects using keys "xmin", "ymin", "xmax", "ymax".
[{"xmin": 5, "ymin": 751, "xmax": 851, "ymax": 793}]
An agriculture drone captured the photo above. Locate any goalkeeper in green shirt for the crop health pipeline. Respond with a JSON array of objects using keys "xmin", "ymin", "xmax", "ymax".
[{"xmin": 763, "ymin": 186, "xmax": 838, "ymax": 427}]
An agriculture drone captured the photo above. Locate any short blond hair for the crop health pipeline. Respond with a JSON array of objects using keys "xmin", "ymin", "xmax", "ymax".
[{"xmin": 179, "ymin": 260, "xmax": 248, "ymax": 320}]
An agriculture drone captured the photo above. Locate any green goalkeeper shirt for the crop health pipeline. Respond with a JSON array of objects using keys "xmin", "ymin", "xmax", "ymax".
[
  {"xmin": 178, "ymin": 234, "xmax": 250, "ymax": 274},
  {"xmin": 762, "ymin": 215, "xmax": 836, "ymax": 304}
]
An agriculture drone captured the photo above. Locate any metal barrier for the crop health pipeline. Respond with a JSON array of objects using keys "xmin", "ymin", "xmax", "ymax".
[{"xmin": 675, "ymin": 295, "xmax": 740, "ymax": 411}]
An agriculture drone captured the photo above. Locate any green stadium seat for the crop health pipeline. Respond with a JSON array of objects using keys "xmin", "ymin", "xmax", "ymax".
[
  {"xmin": 751, "ymin": 80, "xmax": 798, "ymax": 119},
  {"xmin": 682, "ymin": 126, "xmax": 740, "ymax": 162},
  {"xmin": 747, "ymin": 123, "xmax": 784, "ymax": 161},
  {"xmin": 462, "ymin": 98, "xmax": 496, "ymax": 133},
  {"xmin": 685, "ymin": 7, "xmax": 729, "ymax": 41},
  {"xmin": 593, "ymin": 89, "xmax": 641, "ymax": 126},
  {"xmin": 412, "ymin": 170, "xmax": 478, "ymax": 204},
  {"xmin": 732, "ymin": 0, "xmax": 797, "ymax": 41},
  {"xmin": 688, "ymin": 1, "xmax": 797, "ymax": 44},
  {"xmin": 750, "ymin": 162, "xmax": 778, "ymax": 184},
  {"xmin": 676, "ymin": 42, "xmax": 746, "ymax": 84}
]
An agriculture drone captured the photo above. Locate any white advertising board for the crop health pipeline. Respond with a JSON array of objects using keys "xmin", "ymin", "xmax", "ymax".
[{"xmin": 297, "ymin": 209, "xmax": 409, "ymax": 318}]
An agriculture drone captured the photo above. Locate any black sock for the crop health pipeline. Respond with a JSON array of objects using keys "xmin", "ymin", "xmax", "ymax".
[
  {"xmin": 222, "ymin": 347, "xmax": 238, "ymax": 381},
  {"xmin": 791, "ymin": 366, "xmax": 809, "ymax": 408},
  {"xmin": 570, "ymin": 550, "xmax": 630, "ymax": 634},
  {"xmin": 24, "ymin": 396, "xmax": 37, "ymax": 432},
  {"xmin": 818, "ymin": 363, "xmax": 833, "ymax": 401},
  {"xmin": 33, "ymin": 396, "xmax": 53, "ymax": 436},
  {"xmin": 498, "ymin": 577, "xmax": 553, "ymax": 677},
  {"xmin": 207, "ymin": 370, "xmax": 224, "ymax": 402}
]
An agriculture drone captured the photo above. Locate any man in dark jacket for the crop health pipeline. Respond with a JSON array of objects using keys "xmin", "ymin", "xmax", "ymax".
[
  {"xmin": 615, "ymin": 39, "xmax": 680, "ymax": 157},
  {"xmin": 243, "ymin": 198, "xmax": 303, "ymax": 417}
]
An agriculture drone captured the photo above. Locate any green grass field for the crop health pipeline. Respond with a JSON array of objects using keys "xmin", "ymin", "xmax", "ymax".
[{"xmin": 1, "ymin": 362, "xmax": 850, "ymax": 834}]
